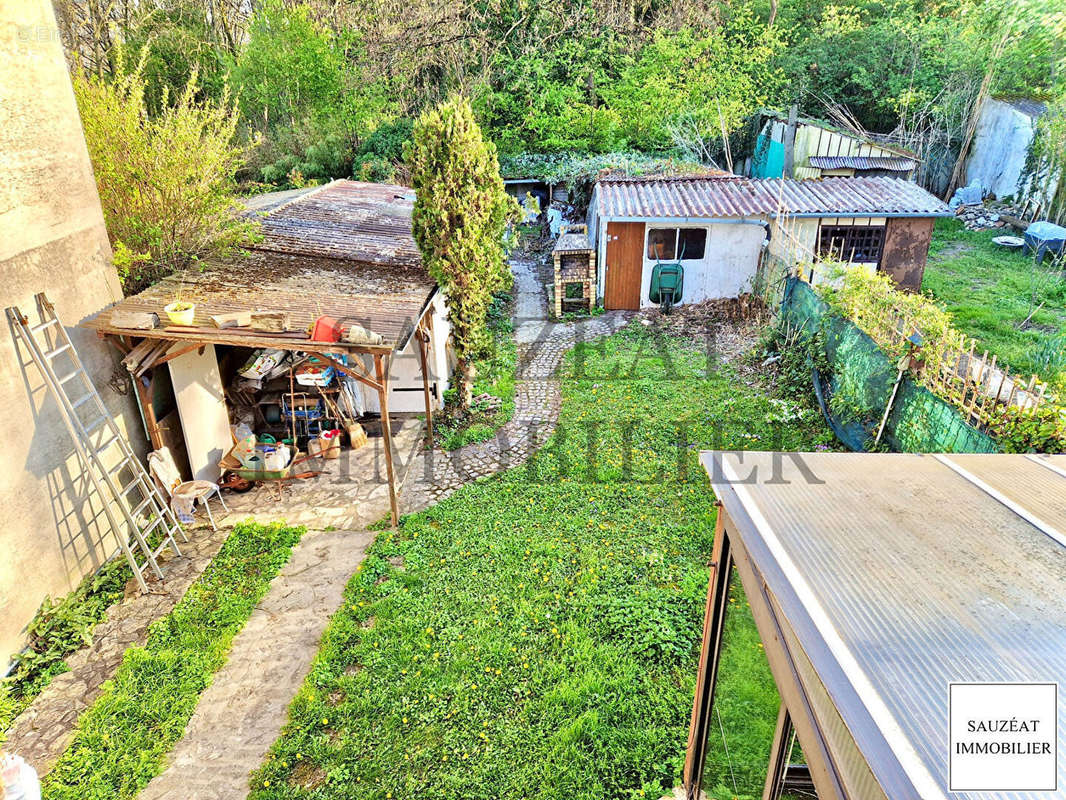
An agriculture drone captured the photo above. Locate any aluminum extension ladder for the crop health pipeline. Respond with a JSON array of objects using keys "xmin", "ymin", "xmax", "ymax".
[{"xmin": 7, "ymin": 293, "xmax": 186, "ymax": 593}]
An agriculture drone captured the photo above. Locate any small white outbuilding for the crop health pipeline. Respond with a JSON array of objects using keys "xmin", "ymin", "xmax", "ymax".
[{"xmin": 585, "ymin": 175, "xmax": 952, "ymax": 309}]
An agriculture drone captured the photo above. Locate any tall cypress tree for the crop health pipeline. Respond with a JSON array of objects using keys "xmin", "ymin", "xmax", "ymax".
[{"xmin": 406, "ymin": 97, "xmax": 521, "ymax": 408}]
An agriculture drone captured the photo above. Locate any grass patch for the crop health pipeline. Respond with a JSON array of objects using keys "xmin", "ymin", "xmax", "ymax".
[
  {"xmin": 42, "ymin": 521, "xmax": 304, "ymax": 800},
  {"xmin": 251, "ymin": 323, "xmax": 832, "ymax": 800},
  {"xmin": 436, "ymin": 292, "xmax": 518, "ymax": 451},
  {"xmin": 923, "ymin": 218, "xmax": 1066, "ymax": 391},
  {"xmin": 1, "ymin": 558, "xmax": 132, "ymax": 737}
]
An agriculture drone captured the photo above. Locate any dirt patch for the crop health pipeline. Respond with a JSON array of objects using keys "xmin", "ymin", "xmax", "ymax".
[
  {"xmin": 1018, "ymin": 321, "xmax": 1061, "ymax": 334},
  {"xmin": 387, "ymin": 555, "xmax": 405, "ymax": 570},
  {"xmin": 360, "ymin": 616, "xmax": 376, "ymax": 629},
  {"xmin": 636, "ymin": 295, "xmax": 769, "ymax": 368},
  {"xmin": 288, "ymin": 761, "xmax": 328, "ymax": 791},
  {"xmin": 344, "ymin": 662, "xmax": 363, "ymax": 676},
  {"xmin": 328, "ymin": 689, "xmax": 346, "ymax": 705},
  {"xmin": 935, "ymin": 241, "xmax": 976, "ymax": 260}
]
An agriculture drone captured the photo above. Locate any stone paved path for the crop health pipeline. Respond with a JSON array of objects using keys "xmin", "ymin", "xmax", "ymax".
[
  {"xmin": 5, "ymin": 525, "xmax": 231, "ymax": 775},
  {"xmin": 8, "ymin": 252, "xmax": 632, "ymax": 799},
  {"xmin": 401, "ymin": 256, "xmax": 630, "ymax": 511},
  {"xmin": 138, "ymin": 529, "xmax": 373, "ymax": 800}
]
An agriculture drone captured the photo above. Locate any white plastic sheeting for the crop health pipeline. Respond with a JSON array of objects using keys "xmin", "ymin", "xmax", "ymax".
[{"xmin": 965, "ymin": 98, "xmax": 1044, "ymax": 201}]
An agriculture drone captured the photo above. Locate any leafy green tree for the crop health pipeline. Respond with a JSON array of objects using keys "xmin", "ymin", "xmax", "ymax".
[
  {"xmin": 118, "ymin": 0, "xmax": 228, "ymax": 113},
  {"xmin": 229, "ymin": 1, "xmax": 344, "ymax": 130},
  {"xmin": 406, "ymin": 97, "xmax": 522, "ymax": 408},
  {"xmin": 72, "ymin": 53, "xmax": 258, "ymax": 293},
  {"xmin": 606, "ymin": 15, "xmax": 784, "ymax": 155}
]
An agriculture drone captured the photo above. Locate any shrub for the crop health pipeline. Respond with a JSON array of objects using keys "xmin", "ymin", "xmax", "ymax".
[
  {"xmin": 73, "ymin": 54, "xmax": 258, "ymax": 294},
  {"xmin": 992, "ymin": 405, "xmax": 1066, "ymax": 453},
  {"xmin": 406, "ymin": 97, "xmax": 522, "ymax": 407}
]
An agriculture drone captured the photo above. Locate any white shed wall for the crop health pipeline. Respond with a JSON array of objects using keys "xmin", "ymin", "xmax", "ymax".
[
  {"xmin": 360, "ymin": 291, "xmax": 452, "ymax": 414},
  {"xmin": 636, "ymin": 222, "xmax": 767, "ymax": 308}
]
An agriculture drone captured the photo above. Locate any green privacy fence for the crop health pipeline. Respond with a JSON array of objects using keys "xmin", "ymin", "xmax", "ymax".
[{"xmin": 780, "ymin": 277, "xmax": 999, "ymax": 453}]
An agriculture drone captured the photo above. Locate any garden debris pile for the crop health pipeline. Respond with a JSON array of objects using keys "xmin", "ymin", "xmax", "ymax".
[
  {"xmin": 638, "ymin": 295, "xmax": 770, "ymax": 364},
  {"xmin": 954, "ymin": 200, "xmax": 1027, "ymax": 231}
]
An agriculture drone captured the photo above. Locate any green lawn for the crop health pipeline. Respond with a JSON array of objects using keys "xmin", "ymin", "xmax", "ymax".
[
  {"xmin": 251, "ymin": 323, "xmax": 833, "ymax": 800},
  {"xmin": 922, "ymin": 218, "xmax": 1066, "ymax": 392},
  {"xmin": 42, "ymin": 522, "xmax": 304, "ymax": 800}
]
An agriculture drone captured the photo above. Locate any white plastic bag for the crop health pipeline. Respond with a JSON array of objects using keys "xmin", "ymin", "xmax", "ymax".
[
  {"xmin": 2, "ymin": 753, "xmax": 42, "ymax": 800},
  {"xmin": 238, "ymin": 349, "xmax": 287, "ymax": 380}
]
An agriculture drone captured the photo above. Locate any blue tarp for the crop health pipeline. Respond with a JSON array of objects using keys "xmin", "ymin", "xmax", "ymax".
[{"xmin": 1024, "ymin": 220, "xmax": 1066, "ymax": 264}]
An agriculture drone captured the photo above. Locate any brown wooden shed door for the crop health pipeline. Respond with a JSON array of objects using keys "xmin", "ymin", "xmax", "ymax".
[
  {"xmin": 604, "ymin": 222, "xmax": 645, "ymax": 310},
  {"xmin": 880, "ymin": 217, "xmax": 935, "ymax": 292}
]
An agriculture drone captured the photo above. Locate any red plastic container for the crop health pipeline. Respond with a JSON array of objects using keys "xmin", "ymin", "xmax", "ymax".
[{"xmin": 310, "ymin": 315, "xmax": 342, "ymax": 342}]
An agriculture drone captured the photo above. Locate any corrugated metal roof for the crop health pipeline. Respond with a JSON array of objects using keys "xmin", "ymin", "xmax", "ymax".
[
  {"xmin": 240, "ymin": 186, "xmax": 318, "ymax": 215},
  {"xmin": 255, "ymin": 179, "xmax": 422, "ymax": 268},
  {"xmin": 808, "ymin": 155, "xmax": 917, "ymax": 172},
  {"xmin": 595, "ymin": 176, "xmax": 949, "ymax": 219},
  {"xmin": 703, "ymin": 451, "xmax": 1066, "ymax": 800}
]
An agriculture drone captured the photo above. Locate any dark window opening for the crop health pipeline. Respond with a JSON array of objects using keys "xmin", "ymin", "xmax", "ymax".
[
  {"xmin": 818, "ymin": 224, "xmax": 886, "ymax": 264},
  {"xmin": 647, "ymin": 228, "xmax": 676, "ymax": 260},
  {"xmin": 647, "ymin": 228, "xmax": 708, "ymax": 260},
  {"xmin": 679, "ymin": 228, "xmax": 707, "ymax": 260}
]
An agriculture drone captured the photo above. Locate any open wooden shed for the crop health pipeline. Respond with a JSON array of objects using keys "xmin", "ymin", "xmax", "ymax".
[{"xmin": 82, "ymin": 180, "xmax": 450, "ymax": 526}]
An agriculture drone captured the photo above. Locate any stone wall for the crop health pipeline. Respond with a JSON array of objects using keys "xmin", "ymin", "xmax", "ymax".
[{"xmin": 0, "ymin": 0, "xmax": 144, "ymax": 666}]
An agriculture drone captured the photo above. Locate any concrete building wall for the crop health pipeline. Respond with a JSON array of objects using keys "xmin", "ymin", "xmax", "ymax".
[
  {"xmin": 1, "ymin": 0, "xmax": 143, "ymax": 666},
  {"xmin": 361, "ymin": 291, "xmax": 452, "ymax": 414}
]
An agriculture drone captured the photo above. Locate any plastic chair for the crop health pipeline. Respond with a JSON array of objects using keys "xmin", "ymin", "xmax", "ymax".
[{"xmin": 148, "ymin": 447, "xmax": 230, "ymax": 531}]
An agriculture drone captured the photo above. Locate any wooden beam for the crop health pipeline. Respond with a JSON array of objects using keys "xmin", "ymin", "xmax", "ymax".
[
  {"xmin": 313, "ymin": 352, "xmax": 382, "ymax": 393},
  {"xmin": 104, "ymin": 335, "xmax": 131, "ymax": 356},
  {"xmin": 132, "ymin": 373, "xmax": 163, "ymax": 450},
  {"xmin": 375, "ymin": 354, "xmax": 399, "ymax": 527},
  {"xmin": 763, "ymin": 703, "xmax": 793, "ymax": 800},
  {"xmin": 147, "ymin": 342, "xmax": 203, "ymax": 371},
  {"xmin": 416, "ymin": 325, "xmax": 434, "ymax": 447},
  {"xmin": 683, "ymin": 506, "xmax": 732, "ymax": 797}
]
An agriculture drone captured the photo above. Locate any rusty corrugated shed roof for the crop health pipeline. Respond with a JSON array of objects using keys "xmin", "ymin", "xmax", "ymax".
[
  {"xmin": 255, "ymin": 179, "xmax": 422, "ymax": 268},
  {"xmin": 595, "ymin": 176, "xmax": 949, "ymax": 219},
  {"xmin": 808, "ymin": 155, "xmax": 917, "ymax": 172},
  {"xmin": 704, "ymin": 451, "xmax": 1066, "ymax": 800}
]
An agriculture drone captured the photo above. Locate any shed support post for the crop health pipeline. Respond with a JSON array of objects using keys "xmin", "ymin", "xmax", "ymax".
[
  {"xmin": 416, "ymin": 326, "xmax": 434, "ymax": 448},
  {"xmin": 133, "ymin": 372, "xmax": 163, "ymax": 450},
  {"xmin": 683, "ymin": 507, "xmax": 733, "ymax": 798},
  {"xmin": 375, "ymin": 354, "xmax": 400, "ymax": 527},
  {"xmin": 783, "ymin": 104, "xmax": 799, "ymax": 178},
  {"xmin": 763, "ymin": 703, "xmax": 793, "ymax": 800}
]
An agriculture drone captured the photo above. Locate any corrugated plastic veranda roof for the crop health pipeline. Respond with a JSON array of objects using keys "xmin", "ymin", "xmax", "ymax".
[
  {"xmin": 703, "ymin": 451, "xmax": 1066, "ymax": 800},
  {"xmin": 595, "ymin": 176, "xmax": 950, "ymax": 219}
]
